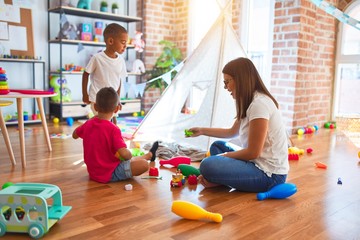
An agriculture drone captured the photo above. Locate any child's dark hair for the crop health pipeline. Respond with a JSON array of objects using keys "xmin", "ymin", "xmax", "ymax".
[
  {"xmin": 103, "ymin": 23, "xmax": 127, "ymax": 41},
  {"xmin": 96, "ymin": 87, "xmax": 119, "ymax": 113}
]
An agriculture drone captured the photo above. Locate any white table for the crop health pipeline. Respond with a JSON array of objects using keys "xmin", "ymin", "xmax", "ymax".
[{"xmin": 0, "ymin": 91, "xmax": 57, "ymax": 167}]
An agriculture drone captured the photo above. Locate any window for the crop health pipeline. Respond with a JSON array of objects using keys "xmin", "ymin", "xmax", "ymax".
[{"xmin": 334, "ymin": 2, "xmax": 360, "ymax": 118}]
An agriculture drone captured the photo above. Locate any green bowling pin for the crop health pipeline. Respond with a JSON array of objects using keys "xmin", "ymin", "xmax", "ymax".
[{"xmin": 177, "ymin": 164, "xmax": 200, "ymax": 177}]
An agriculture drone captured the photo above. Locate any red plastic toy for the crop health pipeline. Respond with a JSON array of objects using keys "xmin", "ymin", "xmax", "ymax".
[
  {"xmin": 187, "ymin": 175, "xmax": 198, "ymax": 185},
  {"xmin": 159, "ymin": 156, "xmax": 191, "ymax": 168},
  {"xmin": 306, "ymin": 148, "xmax": 313, "ymax": 153},
  {"xmin": 149, "ymin": 167, "xmax": 159, "ymax": 176},
  {"xmin": 288, "ymin": 153, "xmax": 299, "ymax": 160}
]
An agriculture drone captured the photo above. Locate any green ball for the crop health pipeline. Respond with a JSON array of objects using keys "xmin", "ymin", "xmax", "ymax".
[{"xmin": 324, "ymin": 122, "xmax": 330, "ymax": 128}]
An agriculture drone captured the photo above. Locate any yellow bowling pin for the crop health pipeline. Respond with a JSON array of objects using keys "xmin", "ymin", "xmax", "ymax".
[{"xmin": 171, "ymin": 200, "xmax": 223, "ymax": 223}]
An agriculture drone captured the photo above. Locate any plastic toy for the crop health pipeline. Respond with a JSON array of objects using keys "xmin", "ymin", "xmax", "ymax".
[
  {"xmin": 324, "ymin": 121, "xmax": 336, "ymax": 129},
  {"xmin": 66, "ymin": 117, "xmax": 74, "ymax": 126},
  {"xmin": 0, "ymin": 67, "xmax": 10, "ymax": 95},
  {"xmin": 53, "ymin": 117, "xmax": 60, "ymax": 124},
  {"xmin": 187, "ymin": 175, "xmax": 198, "ymax": 185},
  {"xmin": 49, "ymin": 75, "xmax": 72, "ymax": 102},
  {"xmin": 288, "ymin": 146, "xmax": 304, "ymax": 155},
  {"xmin": 131, "ymin": 31, "xmax": 145, "ymax": 52},
  {"xmin": 171, "ymin": 200, "xmax": 222, "ymax": 223},
  {"xmin": 288, "ymin": 153, "xmax": 299, "ymax": 160},
  {"xmin": 337, "ymin": 178, "xmax": 342, "ymax": 185},
  {"xmin": 0, "ymin": 182, "xmax": 71, "ymax": 239},
  {"xmin": 184, "ymin": 129, "xmax": 193, "ymax": 137},
  {"xmin": 141, "ymin": 176, "xmax": 162, "ymax": 180},
  {"xmin": 124, "ymin": 184, "xmax": 133, "ymax": 191},
  {"xmin": 170, "ymin": 170, "xmax": 185, "ymax": 187},
  {"xmin": 297, "ymin": 125, "xmax": 319, "ymax": 135},
  {"xmin": 131, "ymin": 148, "xmax": 144, "ymax": 157},
  {"xmin": 149, "ymin": 167, "xmax": 159, "ymax": 177},
  {"xmin": 77, "ymin": 0, "xmax": 92, "ymax": 10},
  {"xmin": 159, "ymin": 156, "xmax": 191, "ymax": 168},
  {"xmin": 177, "ymin": 164, "xmax": 200, "ymax": 177},
  {"xmin": 315, "ymin": 161, "xmax": 327, "ymax": 169},
  {"xmin": 306, "ymin": 148, "xmax": 313, "ymax": 153},
  {"xmin": 257, "ymin": 183, "xmax": 297, "ymax": 201}
]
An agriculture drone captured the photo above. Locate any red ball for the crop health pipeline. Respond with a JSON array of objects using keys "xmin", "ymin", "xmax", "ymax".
[
  {"xmin": 329, "ymin": 124, "xmax": 334, "ymax": 129},
  {"xmin": 307, "ymin": 148, "xmax": 313, "ymax": 153}
]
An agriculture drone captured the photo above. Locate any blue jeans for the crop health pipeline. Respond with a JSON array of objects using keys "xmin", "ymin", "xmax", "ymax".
[{"xmin": 200, "ymin": 140, "xmax": 287, "ymax": 192}]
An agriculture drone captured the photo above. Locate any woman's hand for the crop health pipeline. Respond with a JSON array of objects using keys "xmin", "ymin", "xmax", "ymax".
[{"xmin": 187, "ymin": 127, "xmax": 202, "ymax": 137}]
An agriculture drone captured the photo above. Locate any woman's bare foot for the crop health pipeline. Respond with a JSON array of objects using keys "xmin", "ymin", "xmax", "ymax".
[{"xmin": 197, "ymin": 175, "xmax": 220, "ymax": 188}]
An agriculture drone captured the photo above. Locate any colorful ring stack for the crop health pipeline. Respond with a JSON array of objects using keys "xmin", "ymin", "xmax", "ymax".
[{"xmin": 0, "ymin": 67, "xmax": 10, "ymax": 95}]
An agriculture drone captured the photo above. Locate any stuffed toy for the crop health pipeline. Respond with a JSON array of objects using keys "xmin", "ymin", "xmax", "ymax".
[
  {"xmin": 132, "ymin": 59, "xmax": 145, "ymax": 74},
  {"xmin": 131, "ymin": 31, "xmax": 145, "ymax": 53},
  {"xmin": 49, "ymin": 75, "xmax": 72, "ymax": 102},
  {"xmin": 58, "ymin": 21, "xmax": 79, "ymax": 40}
]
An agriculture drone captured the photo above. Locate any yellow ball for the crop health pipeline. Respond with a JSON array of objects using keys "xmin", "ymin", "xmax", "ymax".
[
  {"xmin": 133, "ymin": 112, "xmax": 138, "ymax": 117},
  {"xmin": 53, "ymin": 117, "xmax": 59, "ymax": 124},
  {"xmin": 297, "ymin": 128, "xmax": 304, "ymax": 135},
  {"xmin": 358, "ymin": 151, "xmax": 360, "ymax": 158},
  {"xmin": 140, "ymin": 110, "xmax": 145, "ymax": 116}
]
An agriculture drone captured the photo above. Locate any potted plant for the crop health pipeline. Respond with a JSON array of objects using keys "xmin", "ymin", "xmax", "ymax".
[
  {"xmin": 146, "ymin": 40, "xmax": 183, "ymax": 91},
  {"xmin": 112, "ymin": 3, "xmax": 119, "ymax": 14},
  {"xmin": 100, "ymin": 1, "xmax": 108, "ymax": 12}
]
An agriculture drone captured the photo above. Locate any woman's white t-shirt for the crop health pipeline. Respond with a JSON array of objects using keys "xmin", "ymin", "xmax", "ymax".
[
  {"xmin": 238, "ymin": 92, "xmax": 289, "ymax": 177},
  {"xmin": 85, "ymin": 51, "xmax": 127, "ymax": 102}
]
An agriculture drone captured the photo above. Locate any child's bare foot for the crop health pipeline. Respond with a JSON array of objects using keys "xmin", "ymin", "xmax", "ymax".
[{"xmin": 197, "ymin": 175, "xmax": 220, "ymax": 188}]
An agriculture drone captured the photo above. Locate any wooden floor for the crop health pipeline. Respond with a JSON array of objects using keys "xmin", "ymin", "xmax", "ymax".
[{"xmin": 0, "ymin": 122, "xmax": 360, "ymax": 240}]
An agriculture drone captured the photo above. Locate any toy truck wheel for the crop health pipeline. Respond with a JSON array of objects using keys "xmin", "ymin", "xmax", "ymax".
[
  {"xmin": 170, "ymin": 180, "xmax": 174, "ymax": 187},
  {"xmin": 28, "ymin": 223, "xmax": 44, "ymax": 239},
  {"xmin": 0, "ymin": 222, "xmax": 6, "ymax": 237}
]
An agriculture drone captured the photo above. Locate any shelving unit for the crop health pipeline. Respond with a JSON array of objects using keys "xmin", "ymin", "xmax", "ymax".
[
  {"xmin": 0, "ymin": 58, "xmax": 46, "ymax": 125},
  {"xmin": 47, "ymin": 1, "xmax": 143, "ymax": 120}
]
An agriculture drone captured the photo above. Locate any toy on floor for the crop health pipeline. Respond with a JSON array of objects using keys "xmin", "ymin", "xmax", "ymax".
[
  {"xmin": 149, "ymin": 167, "xmax": 159, "ymax": 176},
  {"xmin": 315, "ymin": 161, "xmax": 327, "ymax": 169},
  {"xmin": 324, "ymin": 121, "xmax": 336, "ymax": 129},
  {"xmin": 171, "ymin": 200, "xmax": 223, "ymax": 223},
  {"xmin": 187, "ymin": 175, "xmax": 198, "ymax": 185},
  {"xmin": 337, "ymin": 178, "xmax": 342, "ymax": 185},
  {"xmin": 159, "ymin": 156, "xmax": 191, "ymax": 168},
  {"xmin": 170, "ymin": 170, "xmax": 185, "ymax": 187},
  {"xmin": 257, "ymin": 183, "xmax": 297, "ymax": 201},
  {"xmin": 0, "ymin": 182, "xmax": 72, "ymax": 239},
  {"xmin": 177, "ymin": 164, "xmax": 200, "ymax": 177},
  {"xmin": 297, "ymin": 125, "xmax": 319, "ymax": 135}
]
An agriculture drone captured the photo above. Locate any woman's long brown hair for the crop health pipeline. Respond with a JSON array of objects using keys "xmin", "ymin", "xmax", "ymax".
[{"xmin": 222, "ymin": 57, "xmax": 279, "ymax": 120}]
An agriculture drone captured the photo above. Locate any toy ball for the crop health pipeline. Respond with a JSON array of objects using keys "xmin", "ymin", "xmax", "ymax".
[
  {"xmin": 314, "ymin": 125, "xmax": 319, "ymax": 131},
  {"xmin": 324, "ymin": 122, "xmax": 330, "ymax": 128},
  {"xmin": 133, "ymin": 112, "xmax": 138, "ymax": 117},
  {"xmin": 306, "ymin": 148, "xmax": 313, "ymax": 153},
  {"xmin": 140, "ymin": 110, "xmax": 145, "ymax": 116},
  {"xmin": 329, "ymin": 124, "xmax": 335, "ymax": 129},
  {"xmin": 53, "ymin": 117, "xmax": 60, "ymax": 124},
  {"xmin": 358, "ymin": 151, "xmax": 360, "ymax": 158},
  {"xmin": 66, "ymin": 117, "xmax": 74, "ymax": 126},
  {"xmin": 297, "ymin": 128, "xmax": 305, "ymax": 135}
]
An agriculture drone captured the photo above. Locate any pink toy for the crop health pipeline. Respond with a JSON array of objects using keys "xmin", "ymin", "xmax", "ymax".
[
  {"xmin": 149, "ymin": 167, "xmax": 159, "ymax": 176},
  {"xmin": 306, "ymin": 148, "xmax": 313, "ymax": 153},
  {"xmin": 159, "ymin": 156, "xmax": 191, "ymax": 168},
  {"xmin": 131, "ymin": 31, "xmax": 145, "ymax": 52},
  {"xmin": 187, "ymin": 175, "xmax": 198, "ymax": 185}
]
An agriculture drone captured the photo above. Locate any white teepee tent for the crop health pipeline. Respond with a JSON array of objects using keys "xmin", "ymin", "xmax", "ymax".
[{"xmin": 132, "ymin": 4, "xmax": 247, "ymax": 151}]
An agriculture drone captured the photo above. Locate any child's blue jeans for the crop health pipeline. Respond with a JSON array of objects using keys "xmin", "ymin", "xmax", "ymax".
[{"xmin": 199, "ymin": 140, "xmax": 287, "ymax": 192}]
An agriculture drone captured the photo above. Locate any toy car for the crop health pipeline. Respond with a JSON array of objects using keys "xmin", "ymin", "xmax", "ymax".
[
  {"xmin": 0, "ymin": 182, "xmax": 72, "ymax": 239},
  {"xmin": 170, "ymin": 171, "xmax": 186, "ymax": 187}
]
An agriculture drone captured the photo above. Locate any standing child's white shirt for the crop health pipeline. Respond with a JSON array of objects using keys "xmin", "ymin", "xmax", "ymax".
[{"xmin": 85, "ymin": 51, "xmax": 127, "ymax": 102}]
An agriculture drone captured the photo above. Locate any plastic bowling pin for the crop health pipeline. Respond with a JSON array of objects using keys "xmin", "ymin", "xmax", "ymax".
[
  {"xmin": 171, "ymin": 200, "xmax": 222, "ymax": 223},
  {"xmin": 177, "ymin": 164, "xmax": 200, "ymax": 177},
  {"xmin": 159, "ymin": 156, "xmax": 191, "ymax": 167},
  {"xmin": 257, "ymin": 183, "xmax": 297, "ymax": 201}
]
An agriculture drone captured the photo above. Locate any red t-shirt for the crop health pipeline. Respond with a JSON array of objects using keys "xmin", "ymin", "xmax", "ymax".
[{"xmin": 76, "ymin": 117, "xmax": 127, "ymax": 183}]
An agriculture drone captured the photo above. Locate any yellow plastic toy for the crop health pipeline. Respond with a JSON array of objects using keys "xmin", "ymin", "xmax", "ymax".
[
  {"xmin": 171, "ymin": 200, "xmax": 222, "ymax": 223},
  {"xmin": 0, "ymin": 182, "xmax": 71, "ymax": 239}
]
